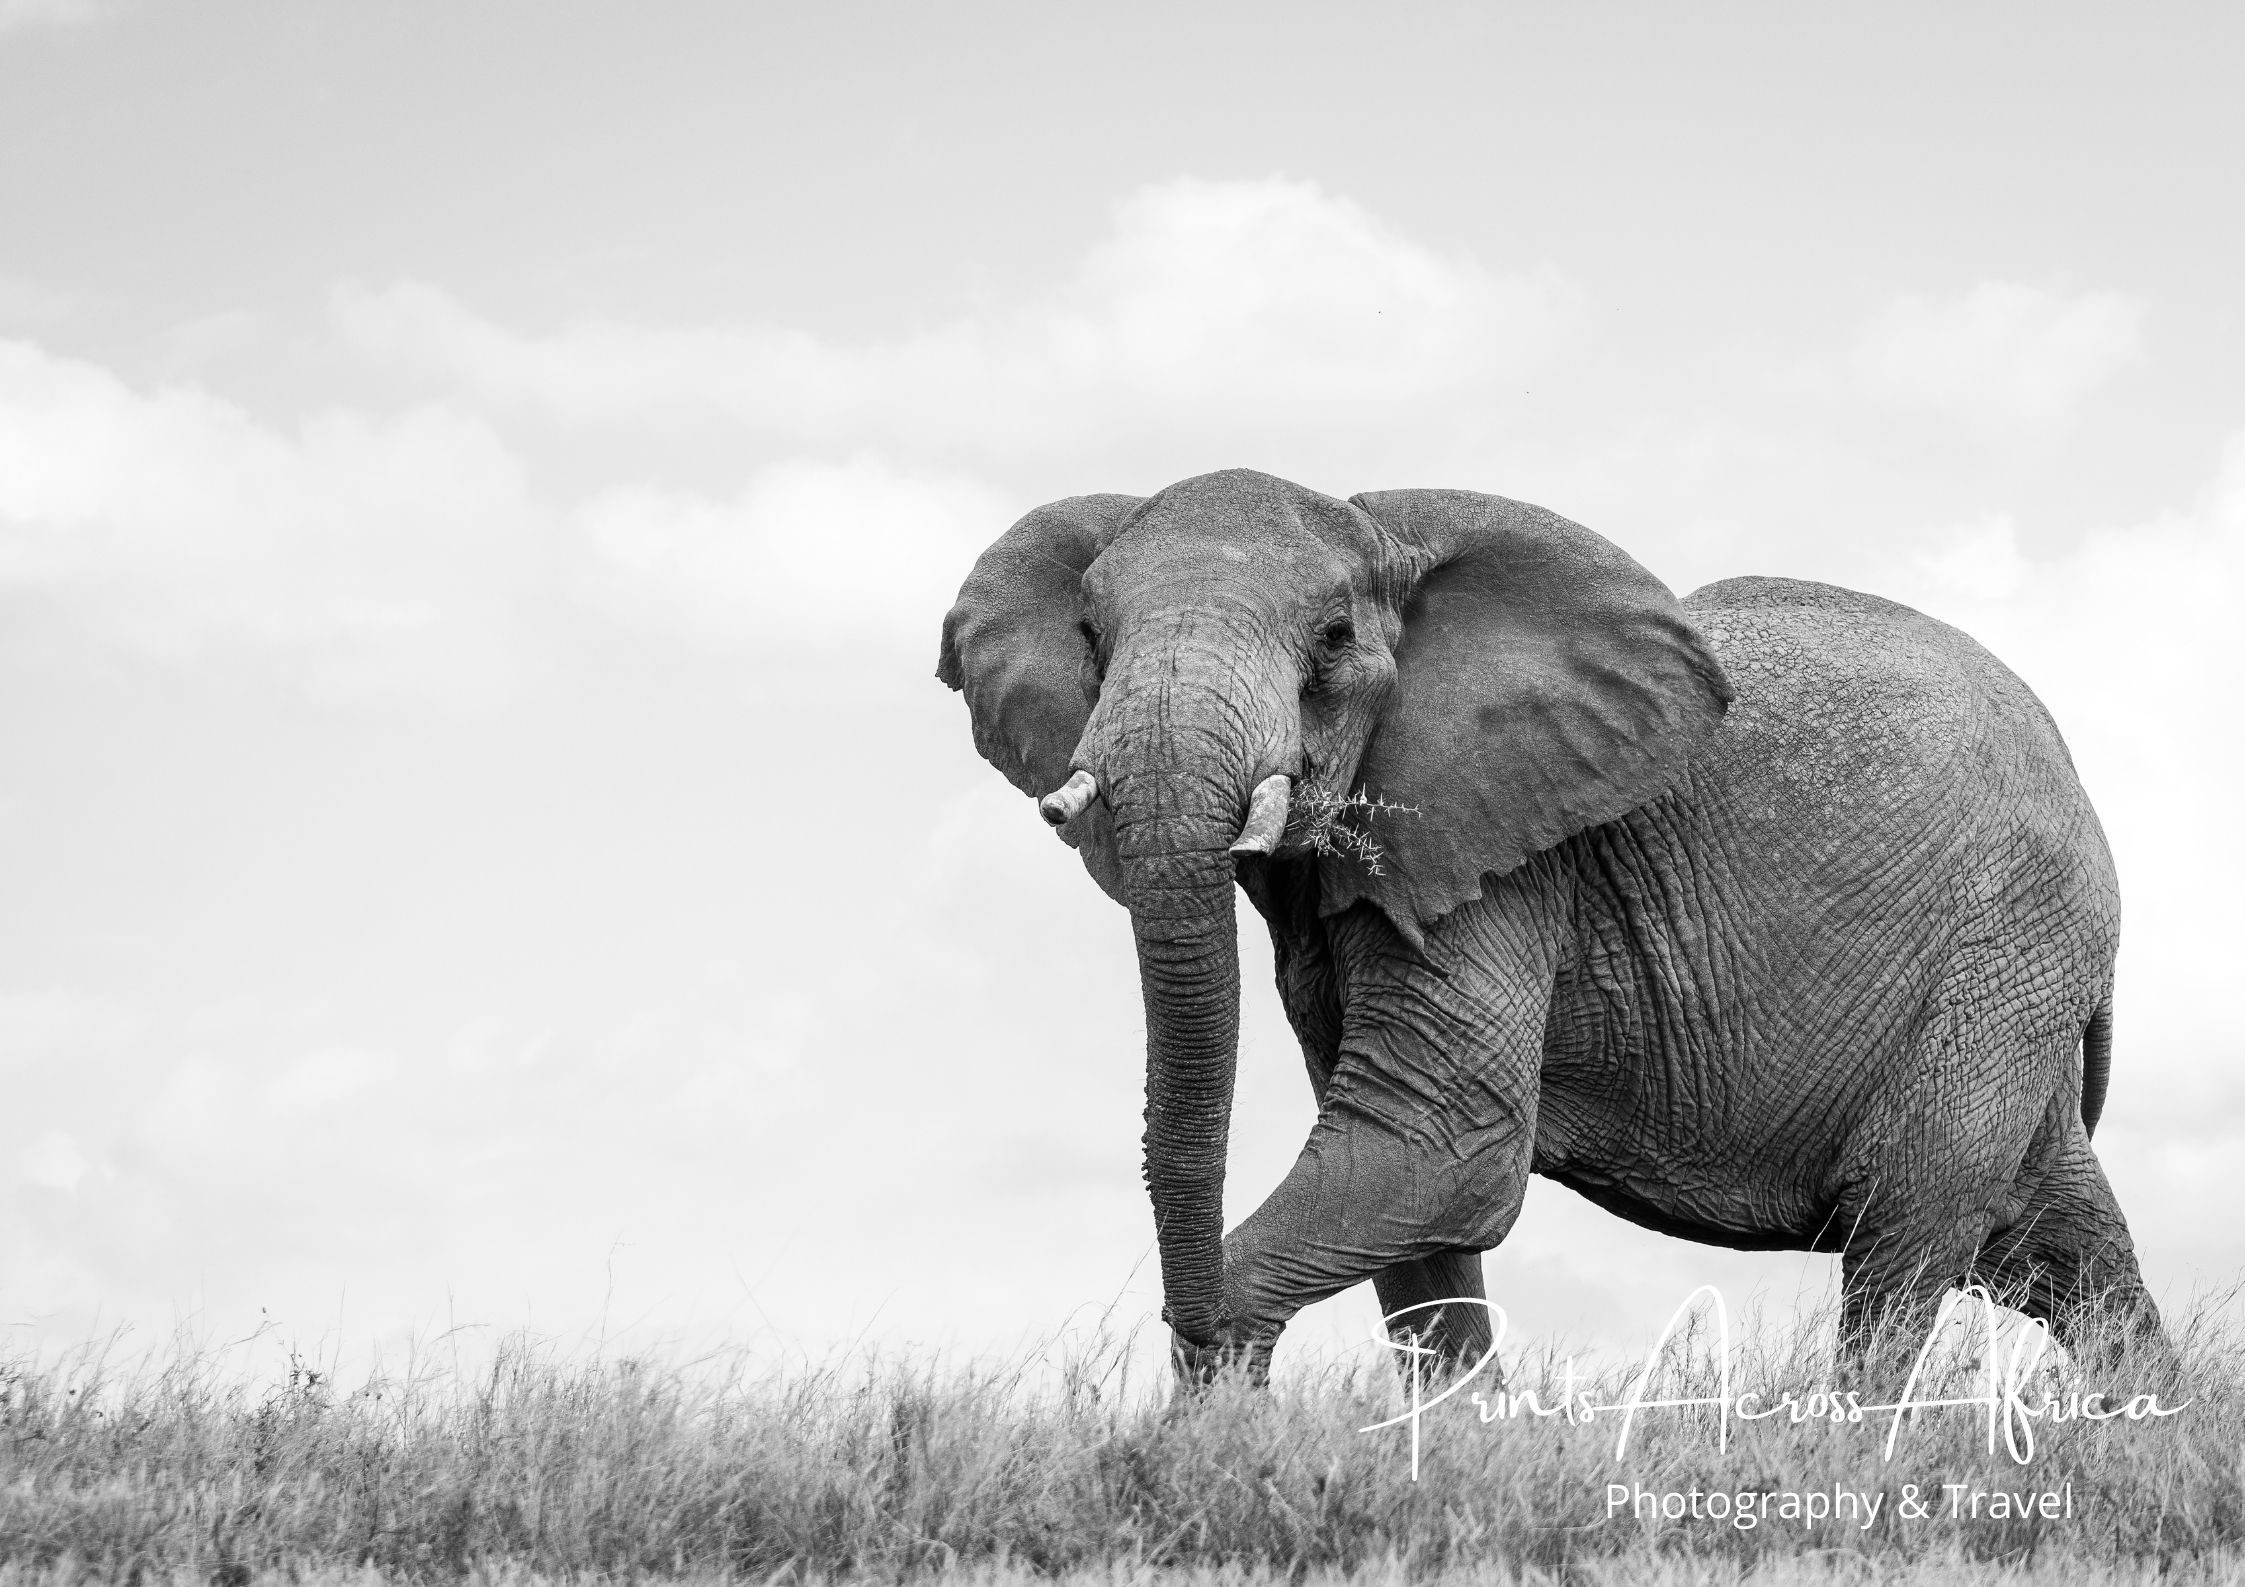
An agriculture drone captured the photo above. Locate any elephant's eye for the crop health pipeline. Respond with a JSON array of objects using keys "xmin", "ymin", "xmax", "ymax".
[{"xmin": 1304, "ymin": 617, "xmax": 1355, "ymax": 698}]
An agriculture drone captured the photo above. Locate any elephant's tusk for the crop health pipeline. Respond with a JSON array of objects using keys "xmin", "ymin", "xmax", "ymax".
[
  {"xmin": 1228, "ymin": 774, "xmax": 1292, "ymax": 856},
  {"xmin": 1039, "ymin": 769, "xmax": 1099, "ymax": 827}
]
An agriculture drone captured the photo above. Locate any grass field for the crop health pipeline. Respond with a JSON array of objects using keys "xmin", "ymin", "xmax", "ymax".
[{"xmin": 2, "ymin": 1296, "xmax": 2238, "ymax": 1585}]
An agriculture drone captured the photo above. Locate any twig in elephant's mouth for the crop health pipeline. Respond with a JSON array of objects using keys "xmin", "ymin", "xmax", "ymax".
[{"xmin": 1285, "ymin": 788, "xmax": 1422, "ymax": 875}]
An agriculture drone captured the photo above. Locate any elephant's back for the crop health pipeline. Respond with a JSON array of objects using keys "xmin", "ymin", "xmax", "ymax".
[
  {"xmin": 1675, "ymin": 573, "xmax": 2116, "ymax": 960},
  {"xmin": 1683, "ymin": 575, "xmax": 2086, "ymax": 824},
  {"xmin": 1690, "ymin": 574, "xmax": 1921, "ymax": 619}
]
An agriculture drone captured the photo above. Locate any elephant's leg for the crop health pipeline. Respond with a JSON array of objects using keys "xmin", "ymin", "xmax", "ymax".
[
  {"xmin": 1833, "ymin": 1008, "xmax": 2172, "ymax": 1395},
  {"xmin": 1216, "ymin": 882, "xmax": 1563, "ymax": 1363},
  {"xmin": 1372, "ymin": 1248, "xmax": 1496, "ymax": 1378},
  {"xmin": 1971, "ymin": 1100, "xmax": 2169, "ymax": 1372},
  {"xmin": 1215, "ymin": 1076, "xmax": 1534, "ymax": 1364},
  {"xmin": 1828, "ymin": 939, "xmax": 2098, "ymax": 1377},
  {"xmin": 1832, "ymin": 1079, "xmax": 2033, "ymax": 1370}
]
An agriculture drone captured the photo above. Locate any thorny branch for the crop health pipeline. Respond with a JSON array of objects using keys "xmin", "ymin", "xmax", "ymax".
[{"xmin": 1285, "ymin": 788, "xmax": 1421, "ymax": 875}]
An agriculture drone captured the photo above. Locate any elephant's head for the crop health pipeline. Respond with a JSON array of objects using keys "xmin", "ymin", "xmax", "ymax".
[{"xmin": 937, "ymin": 469, "xmax": 1730, "ymax": 1355}]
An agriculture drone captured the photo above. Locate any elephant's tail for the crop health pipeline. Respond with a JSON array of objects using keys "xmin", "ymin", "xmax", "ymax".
[{"xmin": 2081, "ymin": 993, "xmax": 2113, "ymax": 1138}]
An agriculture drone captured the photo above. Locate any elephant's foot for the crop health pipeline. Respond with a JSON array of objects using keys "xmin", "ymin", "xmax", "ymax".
[
  {"xmin": 1983, "ymin": 1270, "xmax": 2181, "ymax": 1391},
  {"xmin": 1167, "ymin": 1323, "xmax": 1278, "ymax": 1395}
]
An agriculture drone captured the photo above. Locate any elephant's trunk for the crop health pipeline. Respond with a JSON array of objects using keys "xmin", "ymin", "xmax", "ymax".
[
  {"xmin": 1121, "ymin": 812, "xmax": 1240, "ymax": 1346},
  {"xmin": 1090, "ymin": 640, "xmax": 1273, "ymax": 1351}
]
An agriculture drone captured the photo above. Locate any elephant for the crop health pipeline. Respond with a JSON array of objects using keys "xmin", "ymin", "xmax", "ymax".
[{"xmin": 936, "ymin": 468, "xmax": 2165, "ymax": 1381}]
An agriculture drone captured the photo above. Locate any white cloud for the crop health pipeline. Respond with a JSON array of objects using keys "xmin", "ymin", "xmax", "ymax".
[
  {"xmin": 17, "ymin": 1130, "xmax": 90, "ymax": 1192},
  {"xmin": 0, "ymin": 338, "xmax": 545, "ymax": 706},
  {"xmin": 0, "ymin": 0, "xmax": 109, "ymax": 35},
  {"xmin": 573, "ymin": 454, "xmax": 1011, "ymax": 652},
  {"xmin": 1853, "ymin": 281, "xmax": 2145, "ymax": 434},
  {"xmin": 1912, "ymin": 513, "xmax": 2026, "ymax": 602},
  {"xmin": 735, "ymin": 996, "xmax": 815, "ymax": 1080},
  {"xmin": 0, "ymin": 989, "xmax": 143, "ymax": 1068},
  {"xmin": 0, "ymin": 182, "xmax": 1584, "ymax": 690},
  {"xmin": 264, "ymin": 1046, "xmax": 396, "ymax": 1115},
  {"xmin": 333, "ymin": 177, "xmax": 1583, "ymax": 458},
  {"xmin": 0, "ymin": 336, "xmax": 1026, "ymax": 680}
]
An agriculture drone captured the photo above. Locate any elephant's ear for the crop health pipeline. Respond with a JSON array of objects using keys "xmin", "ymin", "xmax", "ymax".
[
  {"xmin": 937, "ymin": 493, "xmax": 1143, "ymax": 903},
  {"xmin": 1330, "ymin": 489, "xmax": 1732, "ymax": 935}
]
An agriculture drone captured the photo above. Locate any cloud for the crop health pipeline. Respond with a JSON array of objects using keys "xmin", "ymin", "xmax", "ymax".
[
  {"xmin": 1852, "ymin": 281, "xmax": 2145, "ymax": 434},
  {"xmin": 0, "ymin": 0, "xmax": 109, "ymax": 35},
  {"xmin": 0, "ymin": 181, "xmax": 1584, "ymax": 691},
  {"xmin": 1911, "ymin": 513, "xmax": 2026, "ymax": 602},
  {"xmin": 0, "ymin": 338, "xmax": 545, "ymax": 707},
  {"xmin": 0, "ymin": 332, "xmax": 1026, "ymax": 685},
  {"xmin": 17, "ymin": 1130, "xmax": 91, "ymax": 1192},
  {"xmin": 0, "ymin": 989, "xmax": 144, "ymax": 1069},
  {"xmin": 574, "ymin": 455, "xmax": 1012, "ymax": 652},
  {"xmin": 264, "ymin": 1046, "xmax": 397, "ymax": 1115},
  {"xmin": 333, "ymin": 177, "xmax": 1583, "ymax": 459}
]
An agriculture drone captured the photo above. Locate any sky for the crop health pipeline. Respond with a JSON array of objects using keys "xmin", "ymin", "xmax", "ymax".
[{"xmin": 2, "ymin": 2, "xmax": 2240, "ymax": 1383}]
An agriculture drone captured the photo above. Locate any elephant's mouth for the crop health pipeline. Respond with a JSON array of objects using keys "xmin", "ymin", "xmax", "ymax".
[
  {"xmin": 1224, "ymin": 760, "xmax": 1410, "ymax": 875},
  {"xmin": 1050, "ymin": 767, "xmax": 1351, "ymax": 863},
  {"xmin": 1270, "ymin": 779, "xmax": 1419, "ymax": 874}
]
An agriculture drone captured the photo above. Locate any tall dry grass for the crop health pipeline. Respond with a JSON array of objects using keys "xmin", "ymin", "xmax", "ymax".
[{"xmin": 0, "ymin": 1295, "xmax": 2237, "ymax": 1584}]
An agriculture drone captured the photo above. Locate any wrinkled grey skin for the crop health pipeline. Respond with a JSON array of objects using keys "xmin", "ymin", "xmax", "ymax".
[{"xmin": 939, "ymin": 469, "xmax": 2163, "ymax": 1381}]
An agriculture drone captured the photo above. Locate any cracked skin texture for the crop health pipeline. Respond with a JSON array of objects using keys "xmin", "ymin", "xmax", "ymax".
[{"xmin": 1234, "ymin": 575, "xmax": 2144, "ymax": 1353}]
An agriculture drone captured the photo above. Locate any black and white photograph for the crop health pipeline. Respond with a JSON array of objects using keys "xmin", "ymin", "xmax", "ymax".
[{"xmin": 2, "ymin": 4, "xmax": 2239, "ymax": 1582}]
